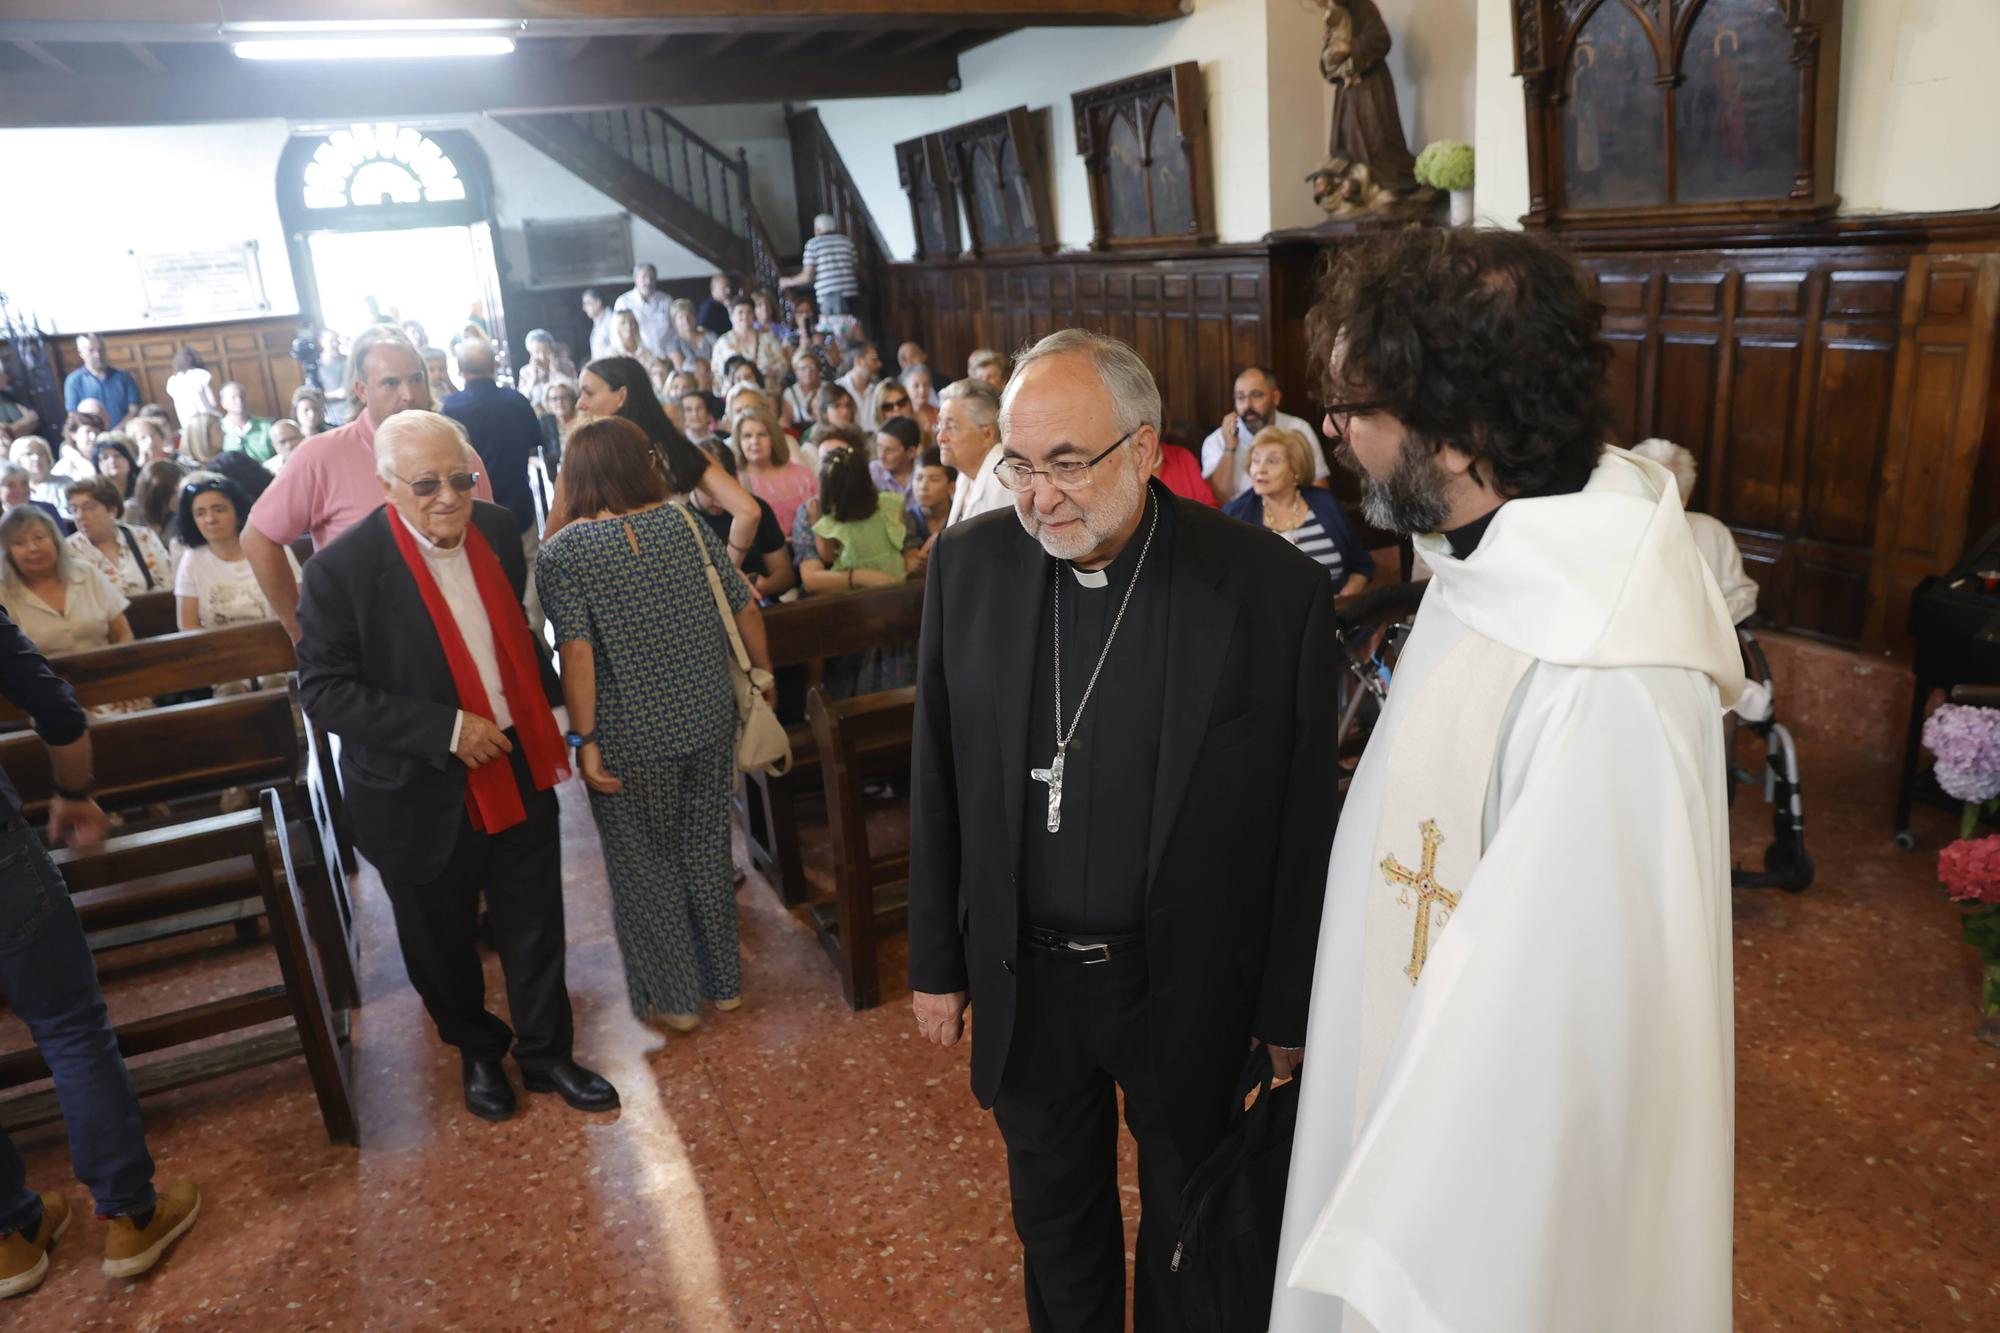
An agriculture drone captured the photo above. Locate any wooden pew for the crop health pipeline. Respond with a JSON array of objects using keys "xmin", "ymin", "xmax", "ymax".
[
  {"xmin": 0, "ymin": 683, "xmax": 362, "ymax": 1012},
  {"xmin": 125, "ymin": 589, "xmax": 178, "ymax": 639},
  {"xmin": 0, "ymin": 791, "xmax": 357, "ymax": 1145},
  {"xmin": 741, "ymin": 583, "xmax": 925, "ymax": 903},
  {"xmin": 805, "ymin": 685, "xmax": 917, "ymax": 1010},
  {"xmin": 0, "ymin": 620, "xmax": 295, "ymax": 722}
]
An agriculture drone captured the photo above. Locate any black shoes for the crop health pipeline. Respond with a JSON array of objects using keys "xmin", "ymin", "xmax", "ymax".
[
  {"xmin": 520, "ymin": 1059, "xmax": 619, "ymax": 1112},
  {"xmin": 462, "ymin": 1058, "xmax": 517, "ymax": 1123}
]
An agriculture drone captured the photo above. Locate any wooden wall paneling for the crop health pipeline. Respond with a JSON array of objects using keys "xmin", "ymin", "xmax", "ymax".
[
  {"xmin": 1866, "ymin": 254, "xmax": 2000, "ymax": 645},
  {"xmin": 56, "ymin": 317, "xmax": 303, "ymax": 425}
]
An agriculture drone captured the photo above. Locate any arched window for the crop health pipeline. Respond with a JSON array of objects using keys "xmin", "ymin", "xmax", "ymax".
[
  {"xmin": 278, "ymin": 124, "xmax": 490, "ymax": 235},
  {"xmin": 301, "ymin": 123, "xmax": 467, "ymax": 211}
]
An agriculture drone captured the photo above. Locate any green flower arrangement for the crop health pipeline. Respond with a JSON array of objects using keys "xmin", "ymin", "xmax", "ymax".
[{"xmin": 1414, "ymin": 141, "xmax": 1475, "ymax": 192}]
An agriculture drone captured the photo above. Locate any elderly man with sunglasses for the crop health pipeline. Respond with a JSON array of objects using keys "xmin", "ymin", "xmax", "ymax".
[
  {"xmin": 907, "ymin": 329, "xmax": 1342, "ymax": 1331},
  {"xmin": 295, "ymin": 409, "xmax": 617, "ymax": 1125}
]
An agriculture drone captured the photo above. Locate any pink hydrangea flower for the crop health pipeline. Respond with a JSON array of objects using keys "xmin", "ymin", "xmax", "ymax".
[
  {"xmin": 1939, "ymin": 834, "xmax": 2000, "ymax": 905},
  {"xmin": 1922, "ymin": 704, "xmax": 2000, "ymax": 803}
]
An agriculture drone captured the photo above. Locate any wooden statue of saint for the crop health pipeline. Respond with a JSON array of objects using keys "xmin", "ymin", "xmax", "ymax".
[{"xmin": 1312, "ymin": 0, "xmax": 1431, "ymax": 218}]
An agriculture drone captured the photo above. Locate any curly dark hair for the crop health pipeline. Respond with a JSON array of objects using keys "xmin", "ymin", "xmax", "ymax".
[
  {"xmin": 1307, "ymin": 228, "xmax": 1610, "ymax": 500},
  {"xmin": 174, "ymin": 471, "xmax": 254, "ymax": 549}
]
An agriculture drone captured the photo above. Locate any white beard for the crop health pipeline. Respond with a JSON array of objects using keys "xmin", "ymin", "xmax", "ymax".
[{"xmin": 1017, "ymin": 457, "xmax": 1146, "ymax": 562}]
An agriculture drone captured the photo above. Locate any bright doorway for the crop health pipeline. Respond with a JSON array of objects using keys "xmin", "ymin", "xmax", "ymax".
[{"xmin": 306, "ymin": 225, "xmax": 487, "ymax": 351}]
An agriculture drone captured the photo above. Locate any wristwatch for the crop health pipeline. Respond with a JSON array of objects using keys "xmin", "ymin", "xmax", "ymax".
[
  {"xmin": 53, "ymin": 782, "xmax": 94, "ymax": 801},
  {"xmin": 564, "ymin": 730, "xmax": 596, "ymax": 749}
]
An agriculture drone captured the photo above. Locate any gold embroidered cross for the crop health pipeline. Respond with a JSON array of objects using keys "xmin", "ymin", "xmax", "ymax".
[{"xmin": 1380, "ymin": 819, "xmax": 1459, "ymax": 985}]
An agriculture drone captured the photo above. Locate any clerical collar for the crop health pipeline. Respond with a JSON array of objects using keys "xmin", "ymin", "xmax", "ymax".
[
  {"xmin": 1443, "ymin": 507, "xmax": 1500, "ymax": 560},
  {"xmin": 1064, "ymin": 492, "xmax": 1158, "ymax": 590},
  {"xmin": 393, "ymin": 507, "xmax": 466, "ymax": 559}
]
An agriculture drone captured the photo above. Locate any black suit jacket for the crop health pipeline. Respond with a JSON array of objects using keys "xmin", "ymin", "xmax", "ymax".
[
  {"xmin": 295, "ymin": 502, "xmax": 559, "ymax": 884},
  {"xmin": 907, "ymin": 486, "xmax": 1341, "ymax": 1162}
]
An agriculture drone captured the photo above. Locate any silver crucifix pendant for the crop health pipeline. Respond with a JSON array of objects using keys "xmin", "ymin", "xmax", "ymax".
[{"xmin": 1030, "ymin": 744, "xmax": 1067, "ymax": 833}]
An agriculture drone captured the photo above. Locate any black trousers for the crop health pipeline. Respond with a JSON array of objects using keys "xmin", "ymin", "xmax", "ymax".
[
  {"xmin": 991, "ymin": 941, "xmax": 1193, "ymax": 1333},
  {"xmin": 376, "ymin": 741, "xmax": 574, "ymax": 1070}
]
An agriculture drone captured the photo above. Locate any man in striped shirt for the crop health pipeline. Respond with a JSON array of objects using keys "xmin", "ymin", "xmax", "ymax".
[{"xmin": 781, "ymin": 214, "xmax": 861, "ymax": 316}]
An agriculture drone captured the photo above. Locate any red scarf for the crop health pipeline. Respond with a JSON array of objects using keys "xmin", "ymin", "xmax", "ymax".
[{"xmin": 387, "ymin": 511, "xmax": 569, "ymax": 834}]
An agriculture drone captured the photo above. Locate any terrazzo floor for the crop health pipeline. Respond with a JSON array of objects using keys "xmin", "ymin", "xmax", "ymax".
[{"xmin": 3, "ymin": 725, "xmax": 1997, "ymax": 1330}]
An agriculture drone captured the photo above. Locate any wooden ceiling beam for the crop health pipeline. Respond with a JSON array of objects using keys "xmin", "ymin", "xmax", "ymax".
[
  {"xmin": 0, "ymin": 1, "xmax": 1187, "ymax": 38},
  {"xmin": 0, "ymin": 51, "xmax": 960, "ymax": 127},
  {"xmin": 556, "ymin": 36, "xmax": 591, "ymax": 63},
  {"xmin": 630, "ymin": 34, "xmax": 668, "ymax": 62}
]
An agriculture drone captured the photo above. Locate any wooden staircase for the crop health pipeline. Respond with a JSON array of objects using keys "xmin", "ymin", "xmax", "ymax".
[{"xmin": 493, "ymin": 107, "xmax": 788, "ymax": 293}]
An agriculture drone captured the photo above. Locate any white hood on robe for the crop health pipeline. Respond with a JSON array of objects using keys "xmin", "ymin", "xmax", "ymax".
[{"xmin": 1411, "ymin": 447, "xmax": 1746, "ymax": 708}]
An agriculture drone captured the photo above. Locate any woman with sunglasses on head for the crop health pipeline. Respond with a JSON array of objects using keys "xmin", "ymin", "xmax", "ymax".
[
  {"xmin": 553, "ymin": 357, "xmax": 762, "ymax": 564},
  {"xmin": 173, "ymin": 472, "xmax": 297, "ymax": 635}
]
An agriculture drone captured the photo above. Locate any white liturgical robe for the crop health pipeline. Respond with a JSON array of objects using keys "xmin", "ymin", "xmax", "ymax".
[{"xmin": 1272, "ymin": 448, "xmax": 1746, "ymax": 1333}]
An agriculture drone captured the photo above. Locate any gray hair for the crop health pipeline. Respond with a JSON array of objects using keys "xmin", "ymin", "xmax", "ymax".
[
  {"xmin": 813, "ymin": 212, "xmax": 838, "ymax": 234},
  {"xmin": 0, "ymin": 504, "xmax": 75, "ymax": 588},
  {"xmin": 455, "ymin": 339, "xmax": 497, "ymax": 378},
  {"xmin": 1630, "ymin": 437, "xmax": 1696, "ymax": 506},
  {"xmin": 373, "ymin": 409, "xmax": 472, "ymax": 482},
  {"xmin": 938, "ymin": 377, "xmax": 1001, "ymax": 431},
  {"xmin": 524, "ymin": 328, "xmax": 555, "ymax": 349},
  {"xmin": 1, "ymin": 465, "xmax": 29, "ymax": 486},
  {"xmin": 1001, "ymin": 329, "xmax": 1161, "ymax": 437}
]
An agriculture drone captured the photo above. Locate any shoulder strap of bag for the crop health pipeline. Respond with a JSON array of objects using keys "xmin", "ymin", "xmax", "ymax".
[
  {"xmin": 118, "ymin": 524, "xmax": 155, "ymax": 590},
  {"xmin": 668, "ymin": 502, "xmax": 754, "ymax": 674}
]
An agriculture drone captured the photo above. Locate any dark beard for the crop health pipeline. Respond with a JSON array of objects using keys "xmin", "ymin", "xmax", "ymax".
[
  {"xmin": 1335, "ymin": 437, "xmax": 1454, "ymax": 536},
  {"xmin": 1238, "ymin": 410, "xmax": 1267, "ymax": 433}
]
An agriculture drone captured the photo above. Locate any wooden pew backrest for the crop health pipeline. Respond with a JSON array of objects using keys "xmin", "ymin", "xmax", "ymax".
[
  {"xmin": 0, "ymin": 620, "xmax": 295, "ymax": 721},
  {"xmin": 762, "ymin": 582, "xmax": 925, "ymax": 669},
  {"xmin": 0, "ymin": 686, "xmax": 305, "ymax": 814},
  {"xmin": 126, "ymin": 590, "xmax": 178, "ymax": 639}
]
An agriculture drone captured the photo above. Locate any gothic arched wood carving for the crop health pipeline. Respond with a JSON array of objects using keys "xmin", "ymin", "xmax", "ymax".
[
  {"xmin": 1510, "ymin": 0, "xmax": 1843, "ymax": 227},
  {"xmin": 1070, "ymin": 62, "xmax": 1215, "ymax": 250}
]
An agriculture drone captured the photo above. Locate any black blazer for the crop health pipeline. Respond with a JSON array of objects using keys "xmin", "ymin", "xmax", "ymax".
[
  {"xmin": 296, "ymin": 502, "xmax": 558, "ymax": 884},
  {"xmin": 907, "ymin": 485, "xmax": 1342, "ymax": 1162}
]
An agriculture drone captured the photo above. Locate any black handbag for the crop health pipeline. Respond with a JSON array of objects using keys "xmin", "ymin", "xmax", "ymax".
[{"xmin": 1171, "ymin": 1049, "xmax": 1302, "ymax": 1333}]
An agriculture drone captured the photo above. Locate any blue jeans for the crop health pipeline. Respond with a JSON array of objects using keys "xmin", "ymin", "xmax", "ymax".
[{"xmin": 0, "ymin": 816, "xmax": 154, "ymax": 1233}]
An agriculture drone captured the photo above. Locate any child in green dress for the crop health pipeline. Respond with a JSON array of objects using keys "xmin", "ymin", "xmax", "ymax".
[{"xmin": 812, "ymin": 444, "xmax": 907, "ymax": 585}]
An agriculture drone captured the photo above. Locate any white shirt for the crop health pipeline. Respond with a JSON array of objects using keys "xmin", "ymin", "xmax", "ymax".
[
  {"xmin": 164, "ymin": 367, "xmax": 216, "ymax": 430},
  {"xmin": 175, "ymin": 543, "xmax": 298, "ymax": 628},
  {"xmin": 0, "ymin": 563, "xmax": 128, "ymax": 657},
  {"xmin": 1199, "ymin": 409, "xmax": 1331, "ymax": 500},
  {"xmin": 946, "ymin": 442, "xmax": 1012, "ymax": 527},
  {"xmin": 837, "ymin": 371, "xmax": 886, "ymax": 434},
  {"xmin": 394, "ymin": 510, "xmax": 511, "ymax": 748},
  {"xmin": 587, "ymin": 310, "xmax": 618, "ymax": 363},
  {"xmin": 613, "ymin": 288, "xmax": 675, "ymax": 357}
]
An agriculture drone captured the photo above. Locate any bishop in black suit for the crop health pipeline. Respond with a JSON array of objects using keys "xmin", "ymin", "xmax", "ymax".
[{"xmin": 907, "ymin": 332, "xmax": 1341, "ymax": 1331}]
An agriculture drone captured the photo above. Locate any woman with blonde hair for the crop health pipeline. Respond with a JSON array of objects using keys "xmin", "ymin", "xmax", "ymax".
[
  {"xmin": 0, "ymin": 504, "xmax": 134, "ymax": 657},
  {"xmin": 1221, "ymin": 425, "xmax": 1372, "ymax": 596},
  {"xmin": 732, "ymin": 397, "xmax": 817, "ymax": 533},
  {"xmin": 179, "ymin": 411, "xmax": 225, "ymax": 466},
  {"xmin": 610, "ymin": 310, "xmax": 665, "ymax": 381},
  {"xmin": 662, "ymin": 297, "xmax": 717, "ymax": 370},
  {"xmin": 123, "ymin": 413, "xmax": 177, "ymax": 467}
]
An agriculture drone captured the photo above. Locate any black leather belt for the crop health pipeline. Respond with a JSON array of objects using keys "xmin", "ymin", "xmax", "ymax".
[{"xmin": 1020, "ymin": 926, "xmax": 1144, "ymax": 965}]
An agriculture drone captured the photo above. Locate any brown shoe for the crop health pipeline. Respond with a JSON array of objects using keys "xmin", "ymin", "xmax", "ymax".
[
  {"xmin": 0, "ymin": 1193, "xmax": 70, "ymax": 1298},
  {"xmin": 102, "ymin": 1180, "xmax": 200, "ymax": 1280}
]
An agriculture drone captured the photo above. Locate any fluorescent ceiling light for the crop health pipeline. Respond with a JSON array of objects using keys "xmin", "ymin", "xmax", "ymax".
[
  {"xmin": 232, "ymin": 36, "xmax": 517, "ymax": 61},
  {"xmin": 225, "ymin": 20, "xmax": 521, "ymax": 34}
]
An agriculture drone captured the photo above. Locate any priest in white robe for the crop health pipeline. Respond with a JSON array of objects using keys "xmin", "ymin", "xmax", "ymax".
[{"xmin": 1271, "ymin": 228, "xmax": 1746, "ymax": 1333}]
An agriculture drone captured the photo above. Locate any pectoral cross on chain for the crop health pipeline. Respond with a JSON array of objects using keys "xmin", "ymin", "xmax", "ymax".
[
  {"xmin": 1030, "ymin": 744, "xmax": 1067, "ymax": 833},
  {"xmin": 1380, "ymin": 819, "xmax": 1460, "ymax": 985}
]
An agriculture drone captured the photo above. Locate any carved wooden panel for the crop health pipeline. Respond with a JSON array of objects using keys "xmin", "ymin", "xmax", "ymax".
[
  {"xmin": 1070, "ymin": 62, "xmax": 1215, "ymax": 250},
  {"xmin": 1510, "ymin": 0, "xmax": 1844, "ymax": 228},
  {"xmin": 939, "ymin": 107, "xmax": 1056, "ymax": 259},
  {"xmin": 53, "ymin": 316, "xmax": 304, "ymax": 422},
  {"xmin": 894, "ymin": 133, "xmax": 961, "ymax": 262},
  {"xmin": 885, "ymin": 247, "xmax": 1277, "ymax": 448}
]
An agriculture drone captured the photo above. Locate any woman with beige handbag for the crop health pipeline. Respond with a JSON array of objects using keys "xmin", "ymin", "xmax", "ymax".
[{"xmin": 535, "ymin": 417, "xmax": 781, "ymax": 1034}]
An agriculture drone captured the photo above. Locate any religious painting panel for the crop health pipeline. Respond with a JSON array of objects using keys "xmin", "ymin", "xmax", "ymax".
[
  {"xmin": 1509, "ymin": 0, "xmax": 1843, "ymax": 226},
  {"xmin": 895, "ymin": 134, "xmax": 961, "ymax": 262},
  {"xmin": 941, "ymin": 108, "xmax": 1056, "ymax": 258},
  {"xmin": 1070, "ymin": 62, "xmax": 1215, "ymax": 249},
  {"xmin": 1561, "ymin": 0, "xmax": 1666, "ymax": 212},
  {"xmin": 1675, "ymin": 0, "xmax": 1802, "ymax": 205}
]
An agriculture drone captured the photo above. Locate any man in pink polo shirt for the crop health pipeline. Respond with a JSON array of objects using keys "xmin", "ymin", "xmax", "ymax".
[{"xmin": 245, "ymin": 326, "xmax": 492, "ymax": 640}]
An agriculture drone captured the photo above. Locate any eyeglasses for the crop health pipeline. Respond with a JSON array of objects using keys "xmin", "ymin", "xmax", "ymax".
[
  {"xmin": 1322, "ymin": 400, "xmax": 1389, "ymax": 445},
  {"xmin": 391, "ymin": 470, "xmax": 480, "ymax": 498},
  {"xmin": 992, "ymin": 428, "xmax": 1134, "ymax": 493}
]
